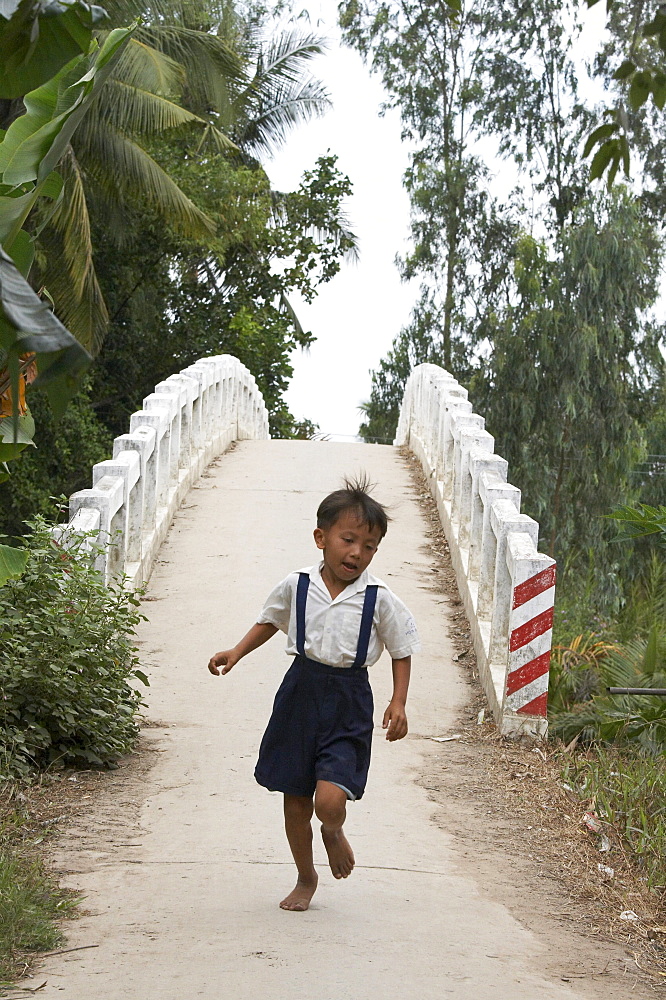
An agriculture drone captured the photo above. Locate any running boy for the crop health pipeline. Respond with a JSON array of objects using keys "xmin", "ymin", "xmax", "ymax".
[{"xmin": 207, "ymin": 476, "xmax": 420, "ymax": 912}]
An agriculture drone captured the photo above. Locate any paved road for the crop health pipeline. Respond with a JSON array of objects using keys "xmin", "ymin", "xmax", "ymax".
[{"xmin": 29, "ymin": 441, "xmax": 598, "ymax": 999}]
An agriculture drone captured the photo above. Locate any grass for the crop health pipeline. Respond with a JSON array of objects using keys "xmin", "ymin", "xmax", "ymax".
[
  {"xmin": 0, "ymin": 795, "xmax": 78, "ymax": 987},
  {"xmin": 563, "ymin": 748, "xmax": 666, "ymax": 891},
  {"xmin": 550, "ymin": 558, "xmax": 666, "ymax": 893}
]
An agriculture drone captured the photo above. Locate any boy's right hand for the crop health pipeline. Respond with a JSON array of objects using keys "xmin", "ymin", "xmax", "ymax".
[
  {"xmin": 207, "ymin": 622, "xmax": 277, "ymax": 676},
  {"xmin": 208, "ymin": 649, "xmax": 239, "ymax": 676}
]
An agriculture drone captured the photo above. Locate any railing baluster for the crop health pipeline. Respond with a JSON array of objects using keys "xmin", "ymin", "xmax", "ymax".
[
  {"xmin": 395, "ymin": 363, "xmax": 556, "ymax": 738},
  {"xmin": 53, "ymin": 356, "xmax": 270, "ymax": 588}
]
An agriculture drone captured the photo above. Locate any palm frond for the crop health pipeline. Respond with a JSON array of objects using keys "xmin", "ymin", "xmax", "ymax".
[
  {"xmin": 49, "ymin": 263, "xmax": 110, "ymax": 356},
  {"xmin": 279, "ymin": 291, "xmax": 306, "ymax": 345},
  {"xmin": 602, "ymin": 628, "xmax": 666, "ymax": 687},
  {"xmin": 38, "ymin": 219, "xmax": 109, "ymax": 354},
  {"xmin": 233, "ymin": 30, "xmax": 331, "ymax": 156},
  {"xmin": 103, "ymin": 0, "xmax": 232, "ymax": 34},
  {"xmin": 552, "ymin": 703, "xmax": 607, "ymax": 746},
  {"xmin": 85, "ymin": 182, "xmax": 137, "ymax": 248},
  {"xmin": 307, "ymin": 213, "xmax": 359, "ymax": 264},
  {"xmin": 137, "ymin": 25, "xmax": 242, "ymax": 122},
  {"xmin": 112, "ymin": 37, "xmax": 185, "ymax": 97},
  {"xmin": 239, "ymin": 79, "xmax": 330, "ymax": 156},
  {"xmin": 196, "ymin": 122, "xmax": 239, "ymax": 154},
  {"xmin": 73, "ymin": 118, "xmax": 215, "ymax": 239},
  {"xmin": 270, "ymin": 188, "xmax": 289, "ymax": 223},
  {"xmin": 48, "ymin": 149, "xmax": 94, "ymax": 302},
  {"xmin": 256, "ymin": 31, "xmax": 327, "ymax": 85},
  {"xmin": 553, "ymin": 694, "xmax": 666, "ymax": 749},
  {"xmin": 98, "ymin": 79, "xmax": 203, "ymax": 135},
  {"xmin": 551, "ymin": 625, "xmax": 666, "ymax": 749}
]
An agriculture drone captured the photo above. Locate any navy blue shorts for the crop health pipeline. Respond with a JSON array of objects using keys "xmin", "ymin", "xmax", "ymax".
[{"xmin": 254, "ymin": 655, "xmax": 374, "ymax": 800}]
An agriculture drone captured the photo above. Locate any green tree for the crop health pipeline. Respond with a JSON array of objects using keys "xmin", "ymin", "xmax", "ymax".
[
  {"xmin": 476, "ymin": 0, "xmax": 592, "ymax": 230},
  {"xmin": 88, "ymin": 151, "xmax": 355, "ymax": 439},
  {"xmin": 34, "ymin": 2, "xmax": 333, "ymax": 351},
  {"xmin": 348, "ymin": 0, "xmax": 580, "ymax": 440},
  {"xmin": 340, "ymin": 0, "xmax": 512, "ymax": 372},
  {"xmin": 0, "ymin": 21, "xmax": 133, "ymax": 579},
  {"xmin": 0, "ymin": 143, "xmax": 356, "ymax": 536},
  {"xmin": 592, "ymin": 2, "xmax": 666, "ymax": 217},
  {"xmin": 584, "ymin": 0, "xmax": 666, "ymax": 185},
  {"xmin": 358, "ymin": 297, "xmax": 444, "ymax": 443},
  {"xmin": 1, "ymin": 1, "xmax": 355, "ymax": 536},
  {"xmin": 353, "ymin": 0, "xmax": 666, "ymax": 604},
  {"xmin": 473, "ymin": 192, "xmax": 663, "ymax": 568}
]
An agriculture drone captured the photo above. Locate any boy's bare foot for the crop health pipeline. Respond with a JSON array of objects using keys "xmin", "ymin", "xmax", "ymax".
[
  {"xmin": 321, "ymin": 826, "xmax": 355, "ymax": 878},
  {"xmin": 279, "ymin": 873, "xmax": 318, "ymax": 911}
]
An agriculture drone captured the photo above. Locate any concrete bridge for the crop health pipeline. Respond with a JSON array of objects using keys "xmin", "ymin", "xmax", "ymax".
[
  {"xmin": 23, "ymin": 357, "xmax": 619, "ymax": 1000},
  {"xmin": 59, "ymin": 356, "xmax": 555, "ymax": 740}
]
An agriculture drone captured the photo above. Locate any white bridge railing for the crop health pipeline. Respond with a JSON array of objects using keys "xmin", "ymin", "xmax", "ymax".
[
  {"xmin": 396, "ymin": 364, "xmax": 555, "ymax": 737},
  {"xmin": 55, "ymin": 355, "xmax": 269, "ymax": 588}
]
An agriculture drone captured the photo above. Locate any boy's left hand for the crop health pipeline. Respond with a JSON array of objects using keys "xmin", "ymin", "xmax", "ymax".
[{"xmin": 382, "ymin": 700, "xmax": 408, "ymax": 741}]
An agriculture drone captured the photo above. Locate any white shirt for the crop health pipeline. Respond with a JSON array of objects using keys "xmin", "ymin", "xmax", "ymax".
[{"xmin": 257, "ymin": 562, "xmax": 420, "ymax": 668}]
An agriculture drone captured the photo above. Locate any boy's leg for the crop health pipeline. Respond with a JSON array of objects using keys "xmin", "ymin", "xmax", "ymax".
[
  {"xmin": 281, "ymin": 794, "xmax": 318, "ymax": 911},
  {"xmin": 314, "ymin": 780, "xmax": 355, "ymax": 879}
]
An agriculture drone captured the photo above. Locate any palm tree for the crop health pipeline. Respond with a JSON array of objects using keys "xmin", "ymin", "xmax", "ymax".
[{"xmin": 36, "ymin": 0, "xmax": 332, "ymax": 352}]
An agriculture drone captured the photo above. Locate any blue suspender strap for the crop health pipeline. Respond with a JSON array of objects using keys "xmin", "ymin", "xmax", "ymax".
[
  {"xmin": 352, "ymin": 585, "xmax": 379, "ymax": 668},
  {"xmin": 295, "ymin": 572, "xmax": 310, "ymax": 657}
]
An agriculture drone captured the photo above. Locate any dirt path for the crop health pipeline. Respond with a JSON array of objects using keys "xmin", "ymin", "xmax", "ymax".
[{"xmin": 19, "ymin": 441, "xmax": 651, "ymax": 999}]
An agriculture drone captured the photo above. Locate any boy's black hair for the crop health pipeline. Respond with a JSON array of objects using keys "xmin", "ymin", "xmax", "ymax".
[{"xmin": 317, "ymin": 474, "xmax": 390, "ymax": 538}]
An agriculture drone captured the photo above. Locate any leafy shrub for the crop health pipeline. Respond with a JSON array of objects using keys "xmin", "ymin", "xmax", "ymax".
[
  {"xmin": 552, "ymin": 626, "xmax": 666, "ymax": 751},
  {"xmin": 549, "ymin": 633, "xmax": 618, "ymax": 715},
  {"xmin": 615, "ymin": 552, "xmax": 666, "ymax": 643},
  {"xmin": 551, "ymin": 551, "xmax": 616, "ymax": 649},
  {"xmin": 0, "ymin": 517, "xmax": 148, "ymax": 775}
]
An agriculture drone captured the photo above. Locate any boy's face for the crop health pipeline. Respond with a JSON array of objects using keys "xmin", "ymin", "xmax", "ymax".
[{"xmin": 313, "ymin": 510, "xmax": 383, "ymax": 587}]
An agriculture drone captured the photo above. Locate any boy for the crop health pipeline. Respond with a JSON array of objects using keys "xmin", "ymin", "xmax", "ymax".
[{"xmin": 208, "ymin": 476, "xmax": 420, "ymax": 912}]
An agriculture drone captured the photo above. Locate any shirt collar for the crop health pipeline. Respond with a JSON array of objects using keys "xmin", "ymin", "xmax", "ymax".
[{"xmin": 303, "ymin": 562, "xmax": 381, "ymax": 604}]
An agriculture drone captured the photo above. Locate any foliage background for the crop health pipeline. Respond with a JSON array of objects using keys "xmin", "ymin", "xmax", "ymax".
[
  {"xmin": 344, "ymin": 0, "xmax": 666, "ymax": 605},
  {"xmin": 0, "ymin": 2, "xmax": 359, "ymax": 536}
]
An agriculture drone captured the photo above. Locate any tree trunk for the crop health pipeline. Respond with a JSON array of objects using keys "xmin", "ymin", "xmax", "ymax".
[
  {"xmin": 548, "ymin": 419, "xmax": 570, "ymax": 557},
  {"xmin": 0, "ymin": 98, "xmax": 25, "ymax": 131},
  {"xmin": 442, "ymin": 216, "xmax": 459, "ymax": 371}
]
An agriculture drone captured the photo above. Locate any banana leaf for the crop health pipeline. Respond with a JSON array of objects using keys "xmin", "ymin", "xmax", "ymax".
[
  {"xmin": 0, "ymin": 0, "xmax": 108, "ymax": 99},
  {"xmin": 0, "ymin": 246, "xmax": 90, "ymax": 418}
]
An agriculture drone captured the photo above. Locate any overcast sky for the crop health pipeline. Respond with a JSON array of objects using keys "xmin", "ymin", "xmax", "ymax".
[
  {"xmin": 266, "ymin": 0, "xmax": 415, "ymax": 440},
  {"xmin": 265, "ymin": 1, "xmax": 608, "ymax": 439}
]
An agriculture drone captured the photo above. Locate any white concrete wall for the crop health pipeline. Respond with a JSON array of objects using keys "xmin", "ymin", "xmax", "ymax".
[
  {"xmin": 55, "ymin": 355, "xmax": 269, "ymax": 589},
  {"xmin": 395, "ymin": 364, "xmax": 556, "ymax": 738}
]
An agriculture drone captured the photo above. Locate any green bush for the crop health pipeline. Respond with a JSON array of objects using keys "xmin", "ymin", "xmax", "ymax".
[
  {"xmin": 0, "ymin": 518, "xmax": 148, "ymax": 776},
  {"xmin": 549, "ymin": 547, "xmax": 666, "ymax": 747},
  {"xmin": 551, "ymin": 550, "xmax": 616, "ymax": 649},
  {"xmin": 551, "ymin": 626, "xmax": 666, "ymax": 750},
  {"xmin": 615, "ymin": 552, "xmax": 666, "ymax": 643}
]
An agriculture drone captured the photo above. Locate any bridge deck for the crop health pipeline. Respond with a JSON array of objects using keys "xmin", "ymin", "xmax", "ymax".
[{"xmin": 35, "ymin": 442, "xmax": 594, "ymax": 998}]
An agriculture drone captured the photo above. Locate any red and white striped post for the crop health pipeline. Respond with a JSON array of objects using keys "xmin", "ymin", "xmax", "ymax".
[{"xmin": 503, "ymin": 535, "xmax": 556, "ymax": 730}]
